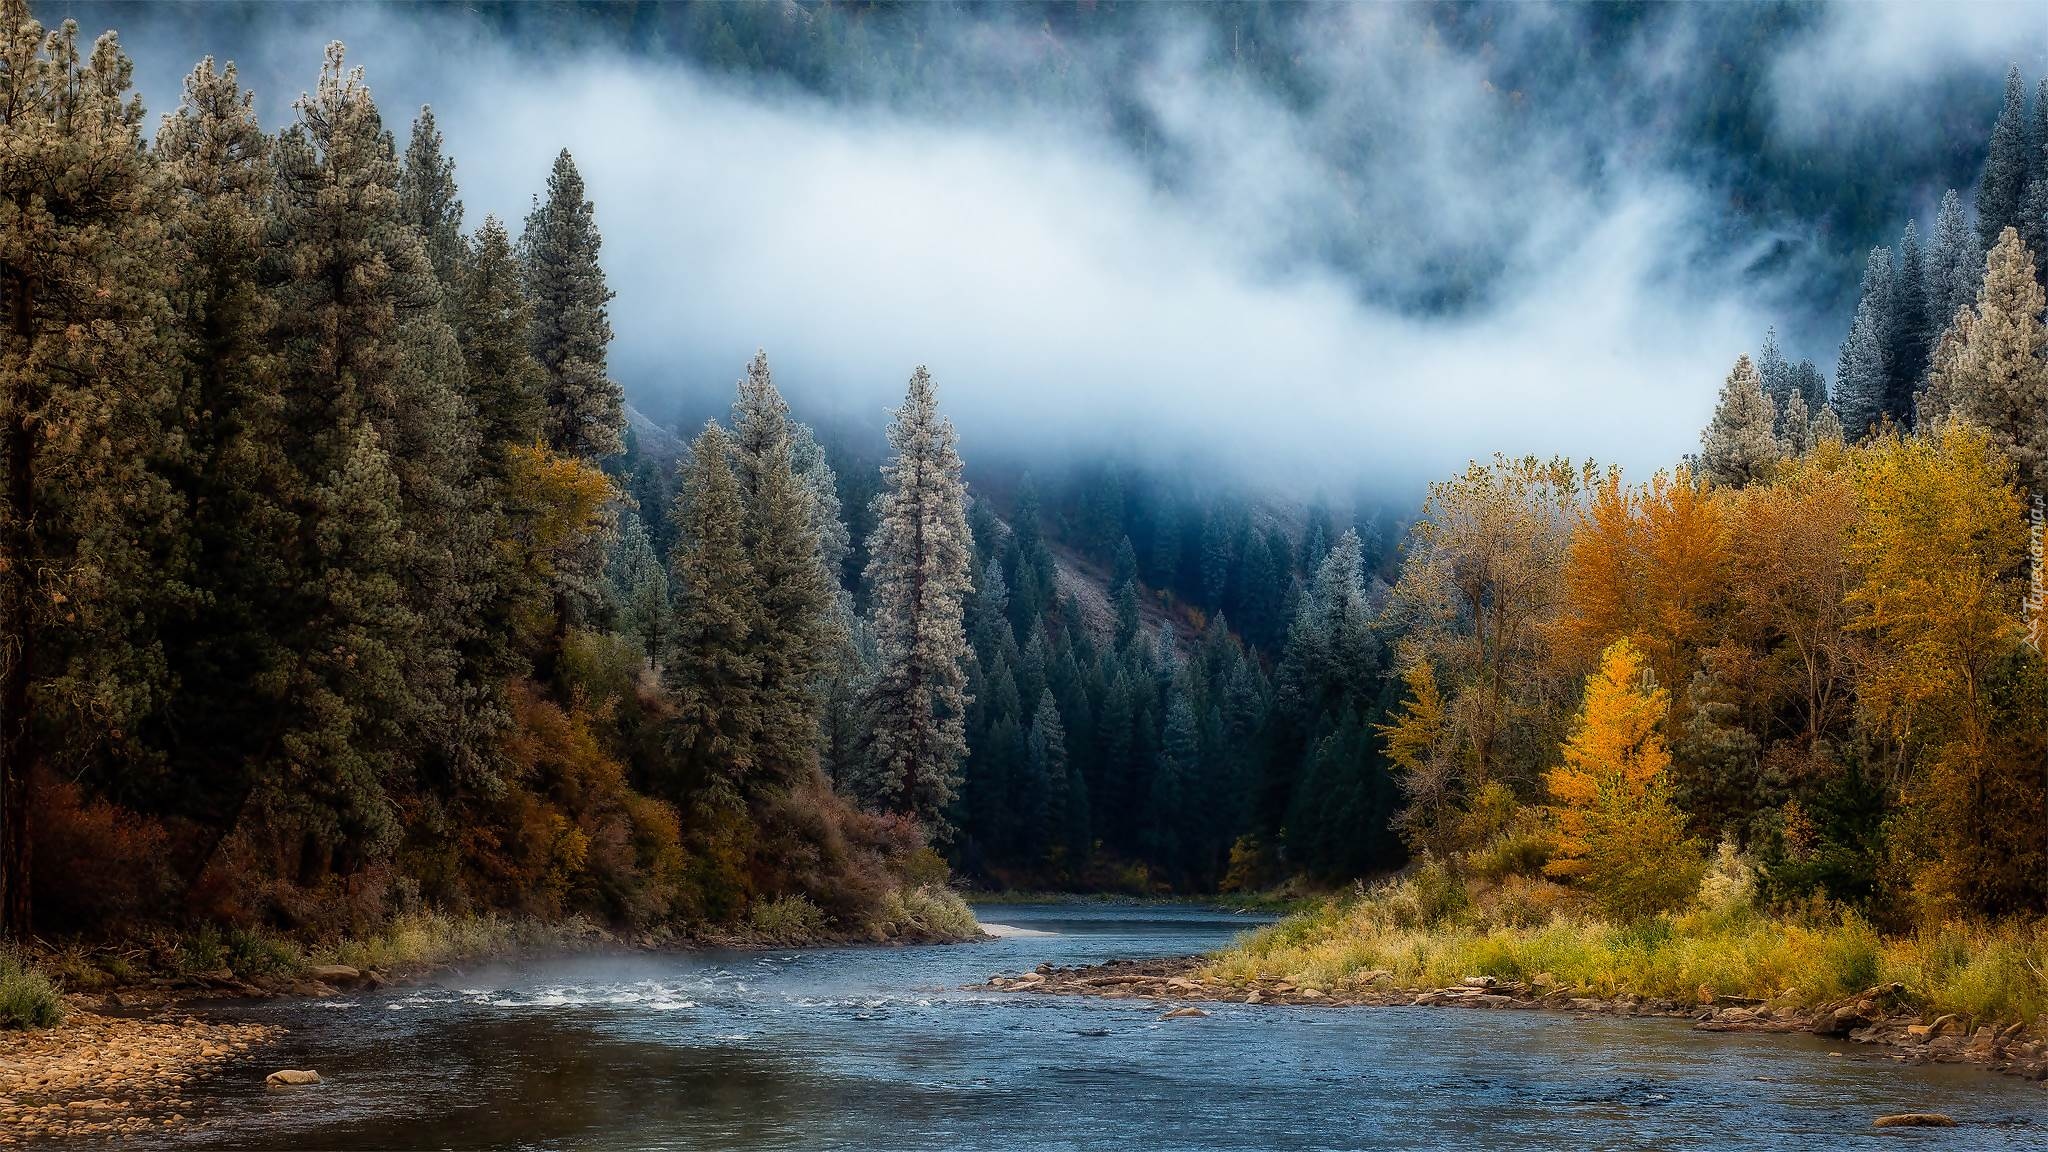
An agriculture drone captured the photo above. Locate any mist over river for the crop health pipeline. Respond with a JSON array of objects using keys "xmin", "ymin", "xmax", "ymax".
[{"xmin": 114, "ymin": 904, "xmax": 2042, "ymax": 1150}]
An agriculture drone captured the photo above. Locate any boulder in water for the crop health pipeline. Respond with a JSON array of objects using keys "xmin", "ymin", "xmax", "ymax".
[
  {"xmin": 265, "ymin": 1069, "xmax": 321, "ymax": 1088},
  {"xmin": 1160, "ymin": 1006, "xmax": 1209, "ymax": 1020},
  {"xmin": 1872, "ymin": 1113, "xmax": 1955, "ymax": 1128}
]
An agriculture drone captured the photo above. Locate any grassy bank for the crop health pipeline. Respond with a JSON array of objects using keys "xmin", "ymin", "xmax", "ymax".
[
  {"xmin": 1207, "ymin": 867, "xmax": 2048, "ymax": 1029},
  {"xmin": 20, "ymin": 883, "xmax": 980, "ymax": 1012}
]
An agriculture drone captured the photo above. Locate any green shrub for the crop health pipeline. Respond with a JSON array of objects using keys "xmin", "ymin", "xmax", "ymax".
[
  {"xmin": 746, "ymin": 895, "xmax": 828, "ymax": 945},
  {"xmin": 0, "ymin": 947, "xmax": 63, "ymax": 1029},
  {"xmin": 870, "ymin": 885, "xmax": 979, "ymax": 940}
]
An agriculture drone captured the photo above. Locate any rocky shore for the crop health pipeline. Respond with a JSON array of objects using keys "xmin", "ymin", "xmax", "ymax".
[
  {"xmin": 0, "ymin": 963, "xmax": 396, "ymax": 1144},
  {"xmin": 0, "ymin": 1008, "xmax": 279, "ymax": 1144},
  {"xmin": 980, "ymin": 957, "xmax": 2048, "ymax": 1086}
]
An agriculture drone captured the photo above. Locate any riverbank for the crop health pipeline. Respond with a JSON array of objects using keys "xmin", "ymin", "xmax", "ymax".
[{"xmin": 1, "ymin": 887, "xmax": 982, "ymax": 1143}]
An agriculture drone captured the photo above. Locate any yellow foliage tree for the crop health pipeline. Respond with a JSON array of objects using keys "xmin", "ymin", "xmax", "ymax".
[
  {"xmin": 1377, "ymin": 657, "xmax": 1457, "ymax": 855},
  {"xmin": 1544, "ymin": 639, "xmax": 1704, "ymax": 918}
]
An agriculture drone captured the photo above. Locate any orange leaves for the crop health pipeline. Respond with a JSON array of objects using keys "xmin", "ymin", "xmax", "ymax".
[
  {"xmin": 1555, "ymin": 464, "xmax": 1729, "ymax": 704},
  {"xmin": 502, "ymin": 441, "xmax": 614, "ymax": 572}
]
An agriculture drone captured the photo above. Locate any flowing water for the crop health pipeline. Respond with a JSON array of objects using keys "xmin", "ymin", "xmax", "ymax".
[{"xmin": 116, "ymin": 903, "xmax": 2042, "ymax": 1150}]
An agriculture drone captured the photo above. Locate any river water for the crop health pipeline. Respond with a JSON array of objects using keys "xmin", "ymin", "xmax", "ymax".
[{"xmin": 129, "ymin": 903, "xmax": 2041, "ymax": 1150}]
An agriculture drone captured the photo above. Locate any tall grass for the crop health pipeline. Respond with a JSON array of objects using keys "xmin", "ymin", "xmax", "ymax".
[
  {"xmin": 0, "ymin": 946, "xmax": 64, "ymax": 1029},
  {"xmin": 312, "ymin": 911, "xmax": 603, "ymax": 973},
  {"xmin": 1208, "ymin": 869, "xmax": 2048, "ymax": 1027}
]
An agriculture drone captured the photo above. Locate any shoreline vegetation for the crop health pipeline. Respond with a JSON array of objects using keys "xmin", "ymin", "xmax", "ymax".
[{"xmin": 979, "ymin": 864, "xmax": 2048, "ymax": 1090}]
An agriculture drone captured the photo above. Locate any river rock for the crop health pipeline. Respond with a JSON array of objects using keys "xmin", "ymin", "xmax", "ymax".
[
  {"xmin": 265, "ymin": 1069, "xmax": 322, "ymax": 1087},
  {"xmin": 1161, "ymin": 1006, "xmax": 1209, "ymax": 1020},
  {"xmin": 1872, "ymin": 1113, "xmax": 1955, "ymax": 1128},
  {"xmin": 1458, "ymin": 976, "xmax": 1497, "ymax": 990},
  {"xmin": 305, "ymin": 964, "xmax": 363, "ymax": 986}
]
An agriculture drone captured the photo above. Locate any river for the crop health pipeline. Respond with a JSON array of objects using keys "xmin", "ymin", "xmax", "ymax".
[{"xmin": 121, "ymin": 903, "xmax": 2042, "ymax": 1150}]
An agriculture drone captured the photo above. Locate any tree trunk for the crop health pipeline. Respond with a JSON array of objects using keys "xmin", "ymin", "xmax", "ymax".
[{"xmin": 1, "ymin": 268, "xmax": 37, "ymax": 938}]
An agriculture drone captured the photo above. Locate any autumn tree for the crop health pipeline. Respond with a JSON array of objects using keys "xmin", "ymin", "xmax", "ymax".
[{"xmin": 1544, "ymin": 639, "xmax": 1704, "ymax": 919}]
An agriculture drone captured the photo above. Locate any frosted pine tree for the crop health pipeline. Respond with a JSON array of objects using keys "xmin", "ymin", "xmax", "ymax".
[
  {"xmin": 1918, "ymin": 307, "xmax": 1976, "ymax": 427},
  {"xmin": 1777, "ymin": 391, "xmax": 1812, "ymax": 458},
  {"xmin": 1808, "ymin": 398, "xmax": 1846, "ymax": 448},
  {"xmin": 1833, "ymin": 307, "xmax": 1888, "ymax": 439},
  {"xmin": 1948, "ymin": 229, "xmax": 2048, "ymax": 490},
  {"xmin": 1698, "ymin": 355, "xmax": 1779, "ymax": 487},
  {"xmin": 1927, "ymin": 190, "xmax": 1982, "ymax": 338},
  {"xmin": 2023, "ymin": 78, "xmax": 2048, "ymax": 269},
  {"xmin": 860, "ymin": 367, "xmax": 975, "ymax": 836},
  {"xmin": 522, "ymin": 150, "xmax": 624, "ymax": 461},
  {"xmin": 1978, "ymin": 66, "xmax": 2030, "ymax": 251},
  {"xmin": 1756, "ymin": 326, "xmax": 1792, "ymax": 406}
]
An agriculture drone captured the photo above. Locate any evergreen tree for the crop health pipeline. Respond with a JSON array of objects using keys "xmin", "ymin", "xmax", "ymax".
[
  {"xmin": 861, "ymin": 367, "xmax": 974, "ymax": 836},
  {"xmin": 522, "ymin": 149, "xmax": 623, "ymax": 461},
  {"xmin": 1699, "ymin": 355, "xmax": 1778, "ymax": 488},
  {"xmin": 612, "ymin": 510, "xmax": 670, "ymax": 664},
  {"xmin": 1944, "ymin": 229, "xmax": 2048, "ymax": 492},
  {"xmin": 1790, "ymin": 359, "xmax": 1828, "ymax": 412},
  {"xmin": 1978, "ymin": 66, "xmax": 2030, "ymax": 251},
  {"xmin": 1148, "ymin": 690, "xmax": 1197, "ymax": 876},
  {"xmin": 1756, "ymin": 326, "xmax": 1791, "ymax": 406},
  {"xmin": 729, "ymin": 352, "xmax": 836, "ymax": 792},
  {"xmin": 267, "ymin": 40, "xmax": 472, "ymax": 877},
  {"xmin": 1891, "ymin": 221, "xmax": 1929, "ymax": 418},
  {"xmin": 665, "ymin": 423, "xmax": 760, "ymax": 800},
  {"xmin": 2022, "ymin": 77, "xmax": 2048, "ymax": 270},
  {"xmin": 1027, "ymin": 690, "xmax": 1071, "ymax": 865},
  {"xmin": 455, "ymin": 216, "xmax": 545, "ymax": 477},
  {"xmin": 1264, "ymin": 529, "xmax": 1382, "ymax": 835},
  {"xmin": 152, "ymin": 55, "xmax": 297, "ymax": 887},
  {"xmin": 1927, "ymin": 189, "xmax": 1981, "ymax": 342},
  {"xmin": 0, "ymin": 7, "xmax": 175, "ymax": 932},
  {"xmin": 1918, "ymin": 306, "xmax": 1975, "ymax": 427},
  {"xmin": 399, "ymin": 105, "xmax": 463, "ymax": 293},
  {"xmin": 1833, "ymin": 306, "xmax": 1888, "ymax": 439},
  {"xmin": 1777, "ymin": 391, "xmax": 1812, "ymax": 458}
]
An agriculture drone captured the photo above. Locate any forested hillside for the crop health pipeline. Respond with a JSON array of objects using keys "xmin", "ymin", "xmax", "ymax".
[{"xmin": 0, "ymin": 0, "xmax": 973, "ymax": 946}]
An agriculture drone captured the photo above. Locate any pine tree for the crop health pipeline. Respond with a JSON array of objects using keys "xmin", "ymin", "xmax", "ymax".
[
  {"xmin": 1790, "ymin": 359, "xmax": 1828, "ymax": 412},
  {"xmin": 1978, "ymin": 66, "xmax": 2030, "ymax": 251},
  {"xmin": 455, "ymin": 216, "xmax": 544, "ymax": 478},
  {"xmin": 267, "ymin": 40, "xmax": 474, "ymax": 869},
  {"xmin": 152, "ymin": 55, "xmax": 303, "ymax": 887},
  {"xmin": 1919, "ymin": 307, "xmax": 1976, "ymax": 426},
  {"xmin": 1756, "ymin": 326, "xmax": 1791, "ymax": 406},
  {"xmin": 1027, "ymin": 689, "xmax": 1071, "ymax": 865},
  {"xmin": 665, "ymin": 423, "xmax": 761, "ymax": 801},
  {"xmin": 1809, "ymin": 397, "xmax": 1846, "ymax": 447},
  {"xmin": 1148, "ymin": 690, "xmax": 1197, "ymax": 875},
  {"xmin": 1833, "ymin": 306, "xmax": 1888, "ymax": 439},
  {"xmin": 1777, "ymin": 391, "xmax": 1812, "ymax": 458},
  {"xmin": 612, "ymin": 510, "xmax": 670, "ymax": 665},
  {"xmin": 399, "ymin": 105, "xmax": 463, "ymax": 293},
  {"xmin": 1927, "ymin": 189, "xmax": 1981, "ymax": 342},
  {"xmin": 729, "ymin": 352, "xmax": 836, "ymax": 792},
  {"xmin": 1891, "ymin": 221, "xmax": 1929, "ymax": 418},
  {"xmin": 861, "ymin": 367, "xmax": 974, "ymax": 837},
  {"xmin": 0, "ymin": 7, "xmax": 175, "ymax": 932},
  {"xmin": 2022, "ymin": 78, "xmax": 2048, "ymax": 270},
  {"xmin": 1699, "ymin": 355, "xmax": 1779, "ymax": 488},
  {"xmin": 1944, "ymin": 229, "xmax": 2048, "ymax": 492},
  {"xmin": 1265, "ymin": 529, "xmax": 1381, "ymax": 832},
  {"xmin": 522, "ymin": 149, "xmax": 623, "ymax": 461}
]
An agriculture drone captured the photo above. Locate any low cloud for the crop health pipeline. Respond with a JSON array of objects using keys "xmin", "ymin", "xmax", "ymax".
[{"xmin": 62, "ymin": 1, "xmax": 2042, "ymax": 490}]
